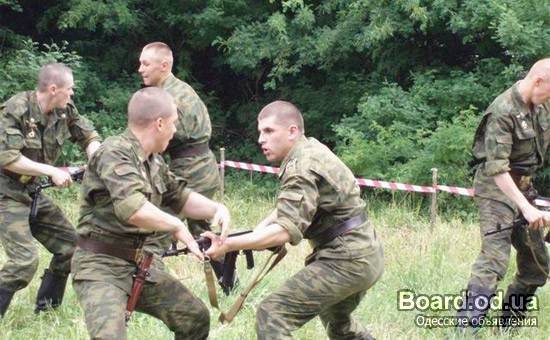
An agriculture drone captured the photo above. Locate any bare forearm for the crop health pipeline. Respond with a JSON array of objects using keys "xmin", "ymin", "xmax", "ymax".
[
  {"xmin": 86, "ymin": 141, "xmax": 101, "ymax": 159},
  {"xmin": 256, "ymin": 209, "xmax": 277, "ymax": 229},
  {"xmin": 225, "ymin": 224, "xmax": 290, "ymax": 251},
  {"xmin": 4, "ymin": 156, "xmax": 56, "ymax": 177},
  {"xmin": 180, "ymin": 192, "xmax": 218, "ymax": 220},
  {"xmin": 128, "ymin": 201, "xmax": 186, "ymax": 233},
  {"xmin": 493, "ymin": 172, "xmax": 532, "ymax": 210}
]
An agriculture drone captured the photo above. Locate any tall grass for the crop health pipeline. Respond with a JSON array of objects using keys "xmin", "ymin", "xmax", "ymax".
[{"xmin": 0, "ymin": 175, "xmax": 547, "ymax": 339}]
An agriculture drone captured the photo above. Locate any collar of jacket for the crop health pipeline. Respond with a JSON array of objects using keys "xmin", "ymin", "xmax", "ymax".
[{"xmin": 278, "ymin": 135, "xmax": 308, "ymax": 179}]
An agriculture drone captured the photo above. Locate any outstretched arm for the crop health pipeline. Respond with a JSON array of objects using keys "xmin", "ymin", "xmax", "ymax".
[
  {"xmin": 494, "ymin": 172, "xmax": 550, "ymax": 229},
  {"xmin": 203, "ymin": 223, "xmax": 290, "ymax": 260}
]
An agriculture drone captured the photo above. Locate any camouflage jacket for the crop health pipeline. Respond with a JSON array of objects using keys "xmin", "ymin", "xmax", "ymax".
[
  {"xmin": 77, "ymin": 129, "xmax": 191, "ymax": 238},
  {"xmin": 73, "ymin": 129, "xmax": 192, "ymax": 290},
  {"xmin": 274, "ymin": 136, "xmax": 382, "ymax": 260},
  {"xmin": 160, "ymin": 74, "xmax": 220, "ymax": 192},
  {"xmin": 472, "ymin": 83, "xmax": 550, "ymax": 207},
  {"xmin": 0, "ymin": 90, "xmax": 100, "ymax": 200}
]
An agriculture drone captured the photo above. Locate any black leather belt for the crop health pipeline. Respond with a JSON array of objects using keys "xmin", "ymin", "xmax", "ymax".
[
  {"xmin": 77, "ymin": 236, "xmax": 146, "ymax": 263},
  {"xmin": 310, "ymin": 212, "xmax": 367, "ymax": 249},
  {"xmin": 169, "ymin": 142, "xmax": 209, "ymax": 159}
]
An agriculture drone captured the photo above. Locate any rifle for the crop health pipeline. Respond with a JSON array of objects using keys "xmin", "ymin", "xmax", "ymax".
[
  {"xmin": 163, "ymin": 230, "xmax": 255, "ymax": 294},
  {"xmin": 484, "ymin": 195, "xmax": 550, "ymax": 243},
  {"xmin": 163, "ymin": 229, "xmax": 287, "ymax": 323},
  {"xmin": 28, "ymin": 166, "xmax": 86, "ymax": 223}
]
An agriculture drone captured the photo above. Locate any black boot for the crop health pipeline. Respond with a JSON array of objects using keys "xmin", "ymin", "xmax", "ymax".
[
  {"xmin": 500, "ymin": 286, "xmax": 536, "ymax": 331},
  {"xmin": 457, "ymin": 284, "xmax": 495, "ymax": 331},
  {"xmin": 34, "ymin": 269, "xmax": 68, "ymax": 313},
  {"xmin": 0, "ymin": 287, "xmax": 15, "ymax": 318}
]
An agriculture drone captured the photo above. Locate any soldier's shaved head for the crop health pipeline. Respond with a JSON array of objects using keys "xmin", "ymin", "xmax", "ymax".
[
  {"xmin": 128, "ymin": 87, "xmax": 176, "ymax": 127},
  {"xmin": 526, "ymin": 58, "xmax": 550, "ymax": 81},
  {"xmin": 142, "ymin": 42, "xmax": 173, "ymax": 66},
  {"xmin": 258, "ymin": 100, "xmax": 304, "ymax": 133},
  {"xmin": 519, "ymin": 58, "xmax": 550, "ymax": 105},
  {"xmin": 37, "ymin": 63, "xmax": 73, "ymax": 92}
]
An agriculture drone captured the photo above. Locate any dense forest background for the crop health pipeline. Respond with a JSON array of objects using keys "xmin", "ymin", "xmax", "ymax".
[{"xmin": 1, "ymin": 0, "xmax": 549, "ymax": 203}]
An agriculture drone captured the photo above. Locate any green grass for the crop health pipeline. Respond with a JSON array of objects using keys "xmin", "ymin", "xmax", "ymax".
[{"xmin": 0, "ymin": 177, "xmax": 548, "ymax": 339}]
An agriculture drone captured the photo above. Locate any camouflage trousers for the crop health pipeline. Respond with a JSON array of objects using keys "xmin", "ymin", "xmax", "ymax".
[
  {"xmin": 256, "ymin": 245, "xmax": 384, "ymax": 340},
  {"xmin": 0, "ymin": 193, "xmax": 75, "ymax": 292},
  {"xmin": 468, "ymin": 197, "xmax": 549, "ymax": 291},
  {"xmin": 73, "ymin": 268, "xmax": 209, "ymax": 340}
]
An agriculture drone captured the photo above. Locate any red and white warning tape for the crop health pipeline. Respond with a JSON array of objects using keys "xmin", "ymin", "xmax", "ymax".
[
  {"xmin": 355, "ymin": 178, "xmax": 435, "ymax": 194},
  {"xmin": 220, "ymin": 160, "xmax": 550, "ymax": 207},
  {"xmin": 222, "ymin": 160, "xmax": 279, "ymax": 175}
]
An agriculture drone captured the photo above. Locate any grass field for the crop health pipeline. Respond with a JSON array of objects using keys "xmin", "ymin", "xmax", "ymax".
[{"xmin": 0, "ymin": 176, "xmax": 548, "ymax": 339}]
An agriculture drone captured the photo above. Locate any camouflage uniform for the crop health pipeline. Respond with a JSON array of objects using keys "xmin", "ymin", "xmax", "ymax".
[
  {"xmin": 71, "ymin": 129, "xmax": 209, "ymax": 340},
  {"xmin": 145, "ymin": 73, "xmax": 220, "ymax": 255},
  {"xmin": 0, "ymin": 91, "xmax": 99, "ymax": 294},
  {"xmin": 256, "ymin": 136, "xmax": 384, "ymax": 340},
  {"xmin": 460, "ymin": 83, "xmax": 550, "ymax": 326}
]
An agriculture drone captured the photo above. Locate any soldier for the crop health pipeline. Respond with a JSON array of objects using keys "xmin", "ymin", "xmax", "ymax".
[
  {"xmin": 71, "ymin": 87, "xmax": 230, "ymax": 339},
  {"xmin": 458, "ymin": 58, "xmax": 550, "ymax": 330},
  {"xmin": 137, "ymin": 42, "xmax": 229, "ymax": 291},
  {"xmin": 204, "ymin": 101, "xmax": 384, "ymax": 339},
  {"xmin": 0, "ymin": 63, "xmax": 101, "ymax": 317}
]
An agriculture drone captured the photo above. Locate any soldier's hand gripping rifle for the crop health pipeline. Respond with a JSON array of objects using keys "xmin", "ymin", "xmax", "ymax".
[
  {"xmin": 163, "ymin": 230, "xmax": 255, "ymax": 294},
  {"xmin": 484, "ymin": 190, "xmax": 550, "ymax": 243},
  {"xmin": 28, "ymin": 166, "xmax": 86, "ymax": 224}
]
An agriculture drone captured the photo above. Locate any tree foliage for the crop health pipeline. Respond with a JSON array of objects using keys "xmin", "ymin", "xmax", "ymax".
[{"xmin": 1, "ymin": 0, "xmax": 550, "ymax": 207}]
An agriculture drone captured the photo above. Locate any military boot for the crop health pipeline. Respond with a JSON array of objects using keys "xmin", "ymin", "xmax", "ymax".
[
  {"xmin": 0, "ymin": 287, "xmax": 15, "ymax": 318},
  {"xmin": 500, "ymin": 286, "xmax": 537, "ymax": 331},
  {"xmin": 34, "ymin": 269, "xmax": 68, "ymax": 313},
  {"xmin": 457, "ymin": 284, "xmax": 495, "ymax": 331}
]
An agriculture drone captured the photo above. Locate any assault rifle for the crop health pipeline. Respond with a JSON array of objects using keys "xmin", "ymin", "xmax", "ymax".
[
  {"xmin": 163, "ymin": 230, "xmax": 255, "ymax": 293},
  {"xmin": 485, "ymin": 196, "xmax": 550, "ymax": 243},
  {"xmin": 28, "ymin": 166, "xmax": 86, "ymax": 223}
]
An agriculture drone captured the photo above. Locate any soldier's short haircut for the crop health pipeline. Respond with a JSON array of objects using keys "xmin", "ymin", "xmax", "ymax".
[
  {"xmin": 258, "ymin": 100, "xmax": 304, "ymax": 132},
  {"xmin": 128, "ymin": 87, "xmax": 176, "ymax": 127},
  {"xmin": 528, "ymin": 58, "xmax": 550, "ymax": 81},
  {"xmin": 142, "ymin": 42, "xmax": 174, "ymax": 65},
  {"xmin": 37, "ymin": 63, "xmax": 72, "ymax": 92}
]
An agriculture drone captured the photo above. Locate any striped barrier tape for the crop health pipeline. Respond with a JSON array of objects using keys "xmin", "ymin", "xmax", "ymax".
[{"xmin": 220, "ymin": 160, "xmax": 550, "ymax": 207}]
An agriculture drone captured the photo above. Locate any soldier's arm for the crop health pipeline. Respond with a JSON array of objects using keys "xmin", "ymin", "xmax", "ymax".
[
  {"xmin": 129, "ymin": 192, "xmax": 227, "ymax": 235},
  {"xmin": 204, "ymin": 223, "xmax": 290, "ymax": 260},
  {"xmin": 205, "ymin": 172, "xmax": 317, "ymax": 259},
  {"xmin": 161, "ymin": 164, "xmax": 231, "ymax": 239},
  {"xmin": 85, "ymin": 140, "xmax": 101, "ymax": 158},
  {"xmin": 255, "ymin": 209, "xmax": 277, "ymax": 229},
  {"xmin": 127, "ymin": 202, "xmax": 203, "ymax": 260},
  {"xmin": 493, "ymin": 173, "xmax": 547, "ymax": 229},
  {"xmin": 180, "ymin": 192, "xmax": 230, "ymax": 230},
  {"xmin": 4, "ymin": 156, "xmax": 72, "ymax": 187},
  {"xmin": 485, "ymin": 113, "xmax": 548, "ymax": 228},
  {"xmin": 66, "ymin": 104, "xmax": 102, "ymax": 153},
  {"xmin": 0, "ymin": 109, "xmax": 71, "ymax": 186}
]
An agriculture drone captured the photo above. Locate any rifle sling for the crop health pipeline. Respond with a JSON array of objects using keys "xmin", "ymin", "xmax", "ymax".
[
  {"xmin": 204, "ymin": 259, "xmax": 219, "ymax": 309},
  {"xmin": 218, "ymin": 246, "xmax": 287, "ymax": 324}
]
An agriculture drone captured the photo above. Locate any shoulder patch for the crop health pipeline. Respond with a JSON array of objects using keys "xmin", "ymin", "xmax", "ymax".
[
  {"xmin": 285, "ymin": 158, "xmax": 298, "ymax": 173},
  {"xmin": 3, "ymin": 92, "xmax": 29, "ymax": 118}
]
